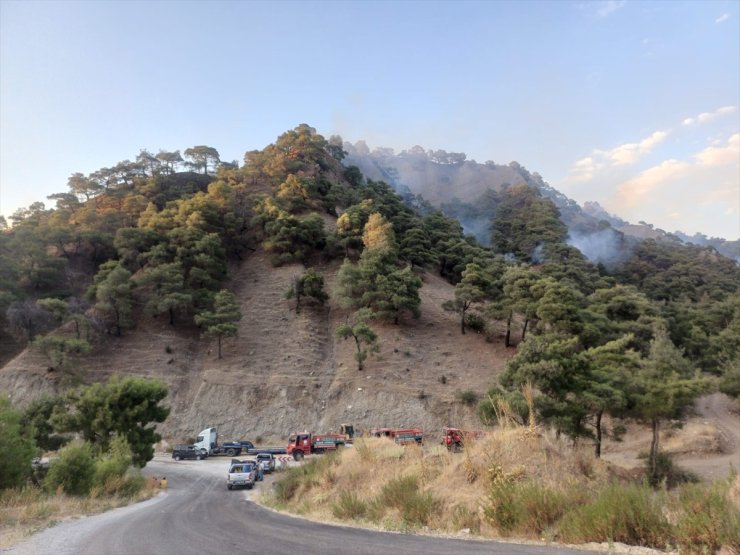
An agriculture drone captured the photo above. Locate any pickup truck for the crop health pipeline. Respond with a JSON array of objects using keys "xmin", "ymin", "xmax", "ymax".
[
  {"xmin": 226, "ymin": 461, "xmax": 259, "ymax": 490},
  {"xmin": 255, "ymin": 452, "xmax": 275, "ymax": 473}
]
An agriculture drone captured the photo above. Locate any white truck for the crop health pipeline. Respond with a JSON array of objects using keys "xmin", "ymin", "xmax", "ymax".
[{"xmin": 193, "ymin": 427, "xmax": 250, "ymax": 457}]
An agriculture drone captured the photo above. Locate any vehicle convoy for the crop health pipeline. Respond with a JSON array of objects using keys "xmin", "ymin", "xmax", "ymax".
[
  {"xmin": 370, "ymin": 427, "xmax": 424, "ymax": 445},
  {"xmin": 227, "ymin": 460, "xmax": 259, "ymax": 490},
  {"xmin": 287, "ymin": 432, "xmax": 346, "ymax": 460},
  {"xmin": 194, "ymin": 428, "xmax": 287, "ymax": 457},
  {"xmin": 172, "ymin": 444, "xmax": 204, "ymax": 461},
  {"xmin": 441, "ymin": 427, "xmax": 484, "ymax": 452}
]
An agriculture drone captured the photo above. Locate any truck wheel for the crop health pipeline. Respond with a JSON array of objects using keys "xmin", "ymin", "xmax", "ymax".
[
  {"xmin": 293, "ymin": 451, "xmax": 304, "ymax": 461},
  {"xmin": 226, "ymin": 448, "xmax": 237, "ymax": 457},
  {"xmin": 227, "ymin": 484, "xmax": 233, "ymax": 490},
  {"xmin": 174, "ymin": 455, "xmax": 181, "ymax": 461},
  {"xmin": 452, "ymin": 442, "xmax": 462, "ymax": 453},
  {"xmin": 196, "ymin": 454, "xmax": 203, "ymax": 460}
]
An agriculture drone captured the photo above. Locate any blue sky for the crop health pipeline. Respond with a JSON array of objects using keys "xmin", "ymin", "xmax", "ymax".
[{"xmin": 1, "ymin": 0, "xmax": 738, "ymax": 239}]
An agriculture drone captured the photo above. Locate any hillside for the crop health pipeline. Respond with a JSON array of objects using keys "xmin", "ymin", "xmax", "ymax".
[
  {"xmin": 0, "ymin": 248, "xmax": 511, "ymax": 443},
  {"xmin": 0, "ymin": 124, "xmax": 737, "ymax": 485}
]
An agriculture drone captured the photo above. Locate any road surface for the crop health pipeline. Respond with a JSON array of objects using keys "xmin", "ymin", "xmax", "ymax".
[{"xmin": 5, "ymin": 456, "xmax": 602, "ymax": 555}]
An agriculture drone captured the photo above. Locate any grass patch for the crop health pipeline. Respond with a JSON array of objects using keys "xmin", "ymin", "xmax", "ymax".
[
  {"xmin": 0, "ymin": 477, "xmax": 159, "ymax": 549},
  {"xmin": 556, "ymin": 482, "xmax": 670, "ymax": 547},
  {"xmin": 331, "ymin": 491, "xmax": 367, "ymax": 520}
]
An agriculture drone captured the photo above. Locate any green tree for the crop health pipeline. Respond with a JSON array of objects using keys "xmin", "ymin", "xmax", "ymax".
[
  {"xmin": 336, "ymin": 308, "xmax": 378, "ymax": 371},
  {"xmin": 630, "ymin": 322, "xmax": 710, "ymax": 485},
  {"xmin": 443, "ymin": 263, "xmax": 490, "ymax": 334},
  {"xmin": 500, "ymin": 332, "xmax": 590, "ymax": 440},
  {"xmin": 400, "ymin": 227, "xmax": 434, "ymax": 269},
  {"xmin": 44, "ymin": 440, "xmax": 95, "ymax": 495},
  {"xmin": 31, "ymin": 335, "xmax": 91, "ymax": 372},
  {"xmin": 286, "ymin": 268, "xmax": 329, "ymax": 313},
  {"xmin": 155, "ymin": 150, "xmax": 183, "ymax": 173},
  {"xmin": 21, "ymin": 396, "xmax": 69, "ymax": 452},
  {"xmin": 0, "ymin": 396, "xmax": 37, "ymax": 490},
  {"xmin": 88, "ymin": 261, "xmax": 135, "ymax": 336},
  {"xmin": 184, "ymin": 145, "xmax": 220, "ymax": 175},
  {"xmin": 195, "ymin": 289, "xmax": 242, "ymax": 359},
  {"xmin": 490, "ymin": 184, "xmax": 567, "ymax": 262},
  {"xmin": 375, "ymin": 267, "xmax": 423, "ymax": 325},
  {"xmin": 578, "ymin": 335, "xmax": 638, "ymax": 457},
  {"xmin": 142, "ymin": 261, "xmax": 192, "ymax": 325},
  {"xmin": 54, "ymin": 377, "xmax": 170, "ymax": 467}
]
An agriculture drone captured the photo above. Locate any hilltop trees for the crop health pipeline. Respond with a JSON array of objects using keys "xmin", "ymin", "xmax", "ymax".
[{"xmin": 184, "ymin": 146, "xmax": 220, "ymax": 175}]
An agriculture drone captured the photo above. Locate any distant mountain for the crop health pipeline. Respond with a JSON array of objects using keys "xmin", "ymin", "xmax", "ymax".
[{"xmin": 343, "ymin": 142, "xmax": 739, "ymax": 263}]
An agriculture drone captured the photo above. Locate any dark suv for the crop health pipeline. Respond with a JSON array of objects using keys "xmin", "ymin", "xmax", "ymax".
[{"xmin": 172, "ymin": 444, "xmax": 204, "ymax": 461}]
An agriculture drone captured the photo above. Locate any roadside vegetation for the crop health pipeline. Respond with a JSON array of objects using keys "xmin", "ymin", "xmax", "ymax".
[
  {"xmin": 0, "ymin": 376, "xmax": 169, "ymax": 548},
  {"xmin": 262, "ymin": 432, "xmax": 739, "ymax": 554}
]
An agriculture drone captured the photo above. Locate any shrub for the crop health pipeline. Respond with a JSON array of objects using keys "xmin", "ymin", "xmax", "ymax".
[
  {"xmin": 671, "ymin": 480, "xmax": 740, "ymax": 553},
  {"xmin": 451, "ymin": 504, "xmax": 481, "ymax": 533},
  {"xmin": 45, "ymin": 441, "xmax": 96, "ymax": 495},
  {"xmin": 0, "ymin": 397, "xmax": 37, "ymax": 490},
  {"xmin": 378, "ymin": 475, "xmax": 438, "ymax": 527},
  {"xmin": 93, "ymin": 435, "xmax": 133, "ymax": 488},
  {"xmin": 464, "ymin": 312, "xmax": 486, "ymax": 333},
  {"xmin": 331, "ymin": 491, "xmax": 367, "ymax": 520},
  {"xmin": 647, "ymin": 451, "xmax": 699, "ymax": 488},
  {"xmin": 484, "ymin": 479, "xmax": 523, "ymax": 534},
  {"xmin": 457, "ymin": 390, "xmax": 478, "ymax": 406},
  {"xmin": 274, "ymin": 459, "xmax": 322, "ymax": 503},
  {"xmin": 557, "ymin": 483, "xmax": 669, "ymax": 547}
]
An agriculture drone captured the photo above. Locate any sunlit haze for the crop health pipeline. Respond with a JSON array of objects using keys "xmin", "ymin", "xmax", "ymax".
[{"xmin": 1, "ymin": 0, "xmax": 738, "ymax": 239}]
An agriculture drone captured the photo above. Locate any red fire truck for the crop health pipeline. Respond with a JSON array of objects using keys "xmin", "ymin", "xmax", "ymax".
[
  {"xmin": 287, "ymin": 432, "xmax": 346, "ymax": 460},
  {"xmin": 369, "ymin": 427, "xmax": 424, "ymax": 445}
]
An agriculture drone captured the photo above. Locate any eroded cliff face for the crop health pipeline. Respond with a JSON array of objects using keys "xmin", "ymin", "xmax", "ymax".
[{"xmin": 0, "ymin": 251, "xmax": 511, "ymax": 444}]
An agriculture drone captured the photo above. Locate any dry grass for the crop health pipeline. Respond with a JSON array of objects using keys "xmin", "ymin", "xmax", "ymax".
[
  {"xmin": 263, "ymin": 430, "xmax": 740, "ymax": 552},
  {"xmin": 263, "ymin": 428, "xmax": 617, "ymax": 536},
  {"xmin": 0, "ymin": 479, "xmax": 160, "ymax": 549}
]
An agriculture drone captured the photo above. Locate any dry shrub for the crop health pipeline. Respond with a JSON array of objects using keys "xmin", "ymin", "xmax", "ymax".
[{"xmin": 669, "ymin": 478, "xmax": 740, "ymax": 554}]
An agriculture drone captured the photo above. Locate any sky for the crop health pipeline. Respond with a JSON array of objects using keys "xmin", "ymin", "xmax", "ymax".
[{"xmin": 1, "ymin": 0, "xmax": 738, "ymax": 240}]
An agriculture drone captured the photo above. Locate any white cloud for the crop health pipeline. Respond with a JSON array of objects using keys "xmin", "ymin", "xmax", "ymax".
[
  {"xmin": 566, "ymin": 129, "xmax": 669, "ymax": 181},
  {"xmin": 682, "ymin": 105, "xmax": 737, "ymax": 126},
  {"xmin": 694, "ymin": 133, "xmax": 740, "ymax": 166},
  {"xmin": 715, "ymin": 13, "xmax": 730, "ymax": 23},
  {"xmin": 600, "ymin": 130, "xmax": 669, "ymax": 165},
  {"xmin": 596, "ymin": 1, "xmax": 627, "ymax": 18},
  {"xmin": 615, "ymin": 159, "xmax": 690, "ymax": 207}
]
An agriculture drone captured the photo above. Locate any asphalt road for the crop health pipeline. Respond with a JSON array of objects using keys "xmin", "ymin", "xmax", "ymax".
[{"xmin": 5, "ymin": 457, "xmax": 602, "ymax": 555}]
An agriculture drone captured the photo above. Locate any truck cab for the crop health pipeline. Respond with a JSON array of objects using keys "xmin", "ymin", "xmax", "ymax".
[{"xmin": 194, "ymin": 427, "xmax": 218, "ymax": 456}]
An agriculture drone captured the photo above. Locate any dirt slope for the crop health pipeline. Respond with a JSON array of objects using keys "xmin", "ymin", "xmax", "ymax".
[{"xmin": 0, "ymin": 251, "xmax": 510, "ymax": 444}]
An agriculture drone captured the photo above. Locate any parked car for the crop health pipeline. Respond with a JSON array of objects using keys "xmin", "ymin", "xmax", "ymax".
[
  {"xmin": 256, "ymin": 452, "xmax": 275, "ymax": 473},
  {"xmin": 227, "ymin": 461, "xmax": 259, "ymax": 490},
  {"xmin": 172, "ymin": 444, "xmax": 204, "ymax": 461}
]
